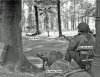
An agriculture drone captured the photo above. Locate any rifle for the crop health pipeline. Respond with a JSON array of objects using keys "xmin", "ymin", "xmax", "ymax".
[
  {"xmin": 36, "ymin": 54, "xmax": 50, "ymax": 70},
  {"xmin": 61, "ymin": 35, "xmax": 73, "ymax": 42}
]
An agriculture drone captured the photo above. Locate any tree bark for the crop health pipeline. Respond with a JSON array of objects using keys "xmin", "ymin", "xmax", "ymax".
[
  {"xmin": 78, "ymin": 12, "xmax": 80, "ymax": 24},
  {"xmin": 81, "ymin": 16, "xmax": 84, "ymax": 22},
  {"xmin": 91, "ymin": 0, "xmax": 100, "ymax": 77},
  {"xmin": 71, "ymin": 17, "xmax": 74, "ymax": 30},
  {"xmin": 34, "ymin": 5, "xmax": 40, "ymax": 34},
  {"xmin": 66, "ymin": 19, "xmax": 69, "ymax": 30},
  {"xmin": 57, "ymin": 0, "xmax": 62, "ymax": 37},
  {"xmin": 1, "ymin": 0, "xmax": 39, "ymax": 73},
  {"xmin": 87, "ymin": 16, "xmax": 89, "ymax": 24},
  {"xmin": 28, "ymin": 5, "xmax": 32, "ymax": 28},
  {"xmin": 0, "ymin": 0, "xmax": 3, "ymax": 40},
  {"xmin": 73, "ymin": 0, "xmax": 76, "ymax": 29},
  {"xmin": 45, "ymin": 14, "xmax": 49, "ymax": 37},
  {"xmin": 50, "ymin": 14, "xmax": 54, "ymax": 30}
]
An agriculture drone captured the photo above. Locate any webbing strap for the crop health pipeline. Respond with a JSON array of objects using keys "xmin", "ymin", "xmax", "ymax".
[{"xmin": 82, "ymin": 59, "xmax": 93, "ymax": 61}]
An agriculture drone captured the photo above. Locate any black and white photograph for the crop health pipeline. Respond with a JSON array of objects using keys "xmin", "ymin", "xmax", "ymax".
[{"xmin": 0, "ymin": 0, "xmax": 99, "ymax": 77}]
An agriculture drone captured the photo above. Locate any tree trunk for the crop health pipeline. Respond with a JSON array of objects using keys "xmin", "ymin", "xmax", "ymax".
[
  {"xmin": 64, "ymin": 18, "xmax": 69, "ymax": 30},
  {"xmin": 87, "ymin": 16, "xmax": 89, "ymax": 24},
  {"xmin": 71, "ymin": 17, "xmax": 74, "ymax": 30},
  {"xmin": 44, "ymin": 18, "xmax": 46, "ymax": 30},
  {"xmin": 34, "ymin": 5, "xmax": 40, "ymax": 34},
  {"xmin": 66, "ymin": 18, "xmax": 69, "ymax": 30},
  {"xmin": 91, "ymin": 0, "xmax": 100, "ymax": 76},
  {"xmin": 78, "ymin": 12, "xmax": 80, "ymax": 24},
  {"xmin": 50, "ymin": 14, "xmax": 54, "ymax": 30},
  {"xmin": 21, "ymin": 2, "xmax": 25, "ymax": 30},
  {"xmin": 57, "ymin": 0, "xmax": 62, "ymax": 37},
  {"xmin": 85, "ymin": 17, "xmax": 87, "ymax": 23},
  {"xmin": 28, "ymin": 5, "xmax": 33, "ymax": 29},
  {"xmin": 81, "ymin": 16, "xmax": 84, "ymax": 22},
  {"xmin": 0, "ymin": 0, "xmax": 3, "ymax": 40},
  {"xmin": 1, "ymin": 0, "xmax": 39, "ymax": 73},
  {"xmin": 45, "ymin": 14, "xmax": 49, "ymax": 37},
  {"xmin": 73, "ymin": 0, "xmax": 76, "ymax": 29},
  {"xmin": 64, "ymin": 19, "xmax": 67, "ymax": 30}
]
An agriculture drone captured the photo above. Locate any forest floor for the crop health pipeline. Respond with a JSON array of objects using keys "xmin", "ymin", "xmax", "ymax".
[{"xmin": 0, "ymin": 31, "xmax": 77, "ymax": 77}]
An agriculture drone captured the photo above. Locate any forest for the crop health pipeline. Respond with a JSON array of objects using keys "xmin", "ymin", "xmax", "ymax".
[{"xmin": 0, "ymin": 0, "xmax": 100, "ymax": 77}]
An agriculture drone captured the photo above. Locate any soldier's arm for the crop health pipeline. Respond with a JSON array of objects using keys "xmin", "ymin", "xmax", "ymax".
[
  {"xmin": 65, "ymin": 36, "xmax": 80, "ymax": 62},
  {"xmin": 67, "ymin": 36, "xmax": 80, "ymax": 51}
]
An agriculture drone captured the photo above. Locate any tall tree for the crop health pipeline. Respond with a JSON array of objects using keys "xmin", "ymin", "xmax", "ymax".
[
  {"xmin": 0, "ymin": 0, "xmax": 3, "ymax": 41},
  {"xmin": 24, "ymin": 0, "xmax": 33, "ymax": 31},
  {"xmin": 1, "ymin": 0, "xmax": 39, "ymax": 72},
  {"xmin": 70, "ymin": 0, "xmax": 83, "ymax": 30},
  {"xmin": 91, "ymin": 0, "xmax": 100, "ymax": 77},
  {"xmin": 57, "ymin": 0, "xmax": 62, "ymax": 37},
  {"xmin": 34, "ymin": 5, "xmax": 40, "ymax": 34},
  {"xmin": 28, "ymin": 4, "xmax": 33, "ymax": 28},
  {"xmin": 50, "ymin": 14, "xmax": 55, "ymax": 30},
  {"xmin": 39, "ymin": 6, "xmax": 55, "ymax": 36}
]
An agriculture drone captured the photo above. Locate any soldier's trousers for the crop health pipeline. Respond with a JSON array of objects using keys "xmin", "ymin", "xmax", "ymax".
[{"xmin": 65, "ymin": 51, "xmax": 86, "ymax": 69}]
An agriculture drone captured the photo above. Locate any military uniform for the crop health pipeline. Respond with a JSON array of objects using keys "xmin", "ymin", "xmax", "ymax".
[{"xmin": 65, "ymin": 22, "xmax": 95, "ymax": 69}]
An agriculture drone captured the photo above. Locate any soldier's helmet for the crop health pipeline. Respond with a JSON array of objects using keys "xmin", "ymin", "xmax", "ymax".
[{"xmin": 77, "ymin": 22, "xmax": 90, "ymax": 33}]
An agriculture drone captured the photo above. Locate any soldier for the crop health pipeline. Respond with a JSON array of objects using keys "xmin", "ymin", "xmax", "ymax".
[{"xmin": 65, "ymin": 22, "xmax": 95, "ymax": 69}]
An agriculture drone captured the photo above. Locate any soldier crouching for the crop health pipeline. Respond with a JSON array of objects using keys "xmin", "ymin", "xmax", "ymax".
[{"xmin": 65, "ymin": 22, "xmax": 95, "ymax": 70}]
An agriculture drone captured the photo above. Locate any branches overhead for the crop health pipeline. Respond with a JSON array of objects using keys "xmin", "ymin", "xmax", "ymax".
[
  {"xmin": 22, "ymin": 0, "xmax": 96, "ymax": 31},
  {"xmin": 22, "ymin": 0, "xmax": 96, "ymax": 22}
]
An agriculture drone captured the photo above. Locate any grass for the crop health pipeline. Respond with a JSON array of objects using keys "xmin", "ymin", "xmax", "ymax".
[
  {"xmin": 0, "ymin": 67, "xmax": 34, "ymax": 77},
  {"xmin": 0, "ymin": 35, "xmax": 70, "ymax": 77}
]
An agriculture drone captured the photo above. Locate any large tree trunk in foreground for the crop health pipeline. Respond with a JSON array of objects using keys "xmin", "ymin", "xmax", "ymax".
[
  {"xmin": 91, "ymin": 0, "xmax": 100, "ymax": 77},
  {"xmin": 1, "ymin": 0, "xmax": 39, "ymax": 73},
  {"xmin": 57, "ymin": 0, "xmax": 62, "ymax": 37},
  {"xmin": 0, "ymin": 0, "xmax": 3, "ymax": 40}
]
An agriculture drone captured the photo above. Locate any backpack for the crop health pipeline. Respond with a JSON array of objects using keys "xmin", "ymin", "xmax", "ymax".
[
  {"xmin": 76, "ymin": 34, "xmax": 95, "ymax": 63},
  {"xmin": 77, "ymin": 34, "xmax": 95, "ymax": 52}
]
